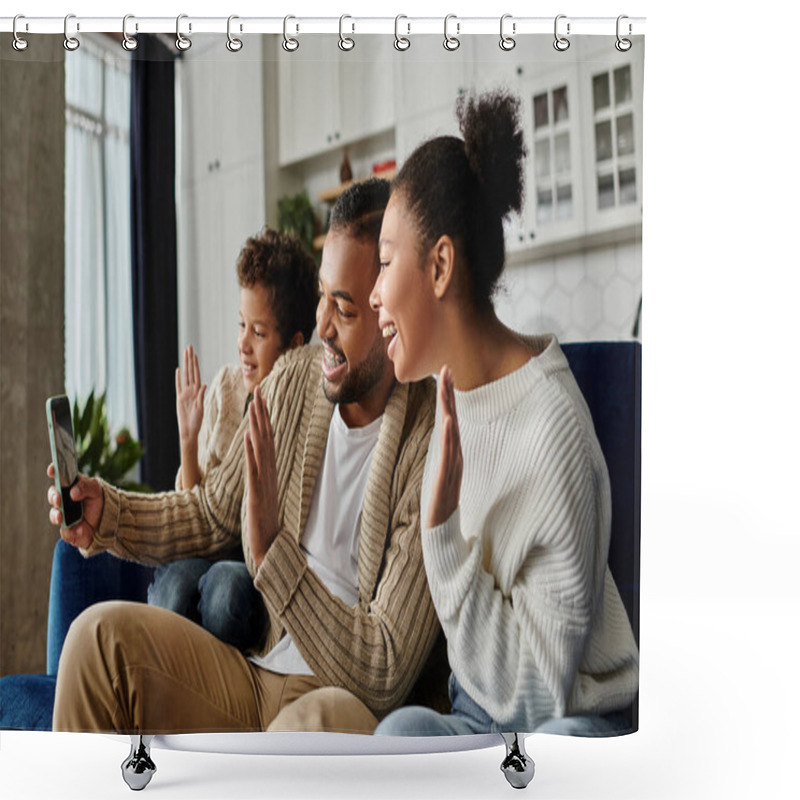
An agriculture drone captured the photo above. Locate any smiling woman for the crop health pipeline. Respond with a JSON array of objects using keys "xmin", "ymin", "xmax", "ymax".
[{"xmin": 371, "ymin": 90, "xmax": 638, "ymax": 739}]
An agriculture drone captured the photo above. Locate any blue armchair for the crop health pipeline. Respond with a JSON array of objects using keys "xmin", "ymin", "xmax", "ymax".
[
  {"xmin": 0, "ymin": 542, "xmax": 154, "ymax": 729},
  {"xmin": 0, "ymin": 341, "xmax": 641, "ymax": 733}
]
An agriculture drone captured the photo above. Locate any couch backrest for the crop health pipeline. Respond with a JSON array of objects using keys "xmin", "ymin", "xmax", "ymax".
[{"xmin": 561, "ymin": 341, "xmax": 641, "ymax": 647}]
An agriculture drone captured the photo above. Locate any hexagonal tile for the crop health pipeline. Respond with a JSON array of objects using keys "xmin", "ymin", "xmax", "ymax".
[
  {"xmin": 604, "ymin": 275, "xmax": 637, "ymax": 330},
  {"xmin": 617, "ymin": 241, "xmax": 642, "ymax": 282},
  {"xmin": 542, "ymin": 286, "xmax": 572, "ymax": 336},
  {"xmin": 555, "ymin": 254, "xmax": 586, "ymax": 293},
  {"xmin": 571, "ymin": 281, "xmax": 603, "ymax": 332},
  {"xmin": 529, "ymin": 263, "xmax": 556, "ymax": 298},
  {"xmin": 587, "ymin": 247, "xmax": 617, "ymax": 288}
]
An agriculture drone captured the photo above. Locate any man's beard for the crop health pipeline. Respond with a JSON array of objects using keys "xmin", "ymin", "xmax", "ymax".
[{"xmin": 322, "ymin": 334, "xmax": 387, "ymax": 406}]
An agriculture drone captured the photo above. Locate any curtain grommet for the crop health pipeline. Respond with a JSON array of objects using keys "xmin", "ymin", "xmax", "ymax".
[
  {"xmin": 226, "ymin": 15, "xmax": 243, "ymax": 52},
  {"xmin": 444, "ymin": 14, "xmax": 460, "ymax": 51},
  {"xmin": 282, "ymin": 15, "xmax": 299, "ymax": 52},
  {"xmin": 394, "ymin": 15, "xmax": 410, "ymax": 51},
  {"xmin": 338, "ymin": 14, "xmax": 355, "ymax": 51},
  {"xmin": 64, "ymin": 13, "xmax": 80, "ymax": 51},
  {"xmin": 121, "ymin": 14, "xmax": 138, "ymax": 51},
  {"xmin": 176, "ymin": 14, "xmax": 192, "ymax": 51},
  {"xmin": 12, "ymin": 14, "xmax": 29, "ymax": 51},
  {"xmin": 500, "ymin": 14, "xmax": 516, "ymax": 51},
  {"xmin": 553, "ymin": 14, "xmax": 570, "ymax": 51},
  {"xmin": 615, "ymin": 15, "xmax": 632, "ymax": 52}
]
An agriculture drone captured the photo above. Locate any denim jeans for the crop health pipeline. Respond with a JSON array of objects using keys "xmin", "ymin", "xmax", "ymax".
[
  {"xmin": 147, "ymin": 558, "xmax": 266, "ymax": 652},
  {"xmin": 375, "ymin": 673, "xmax": 632, "ymax": 737}
]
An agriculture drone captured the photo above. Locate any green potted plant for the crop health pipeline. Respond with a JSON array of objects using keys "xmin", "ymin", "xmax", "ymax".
[
  {"xmin": 72, "ymin": 390, "xmax": 151, "ymax": 492},
  {"xmin": 277, "ymin": 190, "xmax": 317, "ymax": 258}
]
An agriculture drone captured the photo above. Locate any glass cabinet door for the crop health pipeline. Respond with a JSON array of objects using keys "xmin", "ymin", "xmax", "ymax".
[
  {"xmin": 581, "ymin": 44, "xmax": 644, "ymax": 235},
  {"xmin": 516, "ymin": 67, "xmax": 585, "ymax": 250}
]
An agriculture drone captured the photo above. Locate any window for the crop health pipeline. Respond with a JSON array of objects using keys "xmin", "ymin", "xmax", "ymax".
[
  {"xmin": 592, "ymin": 65, "xmax": 638, "ymax": 211},
  {"xmin": 65, "ymin": 38, "xmax": 137, "ymax": 437}
]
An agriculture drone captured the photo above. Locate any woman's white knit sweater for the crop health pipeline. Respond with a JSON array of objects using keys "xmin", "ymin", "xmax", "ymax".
[{"xmin": 421, "ymin": 334, "xmax": 639, "ymax": 727}]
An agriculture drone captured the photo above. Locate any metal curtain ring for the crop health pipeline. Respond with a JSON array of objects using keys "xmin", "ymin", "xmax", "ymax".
[
  {"xmin": 553, "ymin": 14, "xmax": 570, "ymax": 51},
  {"xmin": 500, "ymin": 14, "xmax": 516, "ymax": 51},
  {"xmin": 394, "ymin": 15, "xmax": 410, "ymax": 51},
  {"xmin": 63, "ymin": 13, "xmax": 80, "ymax": 51},
  {"xmin": 122, "ymin": 14, "xmax": 138, "ymax": 51},
  {"xmin": 282, "ymin": 15, "xmax": 299, "ymax": 52},
  {"xmin": 12, "ymin": 14, "xmax": 29, "ymax": 51},
  {"xmin": 443, "ymin": 14, "xmax": 460, "ymax": 51},
  {"xmin": 227, "ymin": 15, "xmax": 243, "ymax": 52},
  {"xmin": 176, "ymin": 14, "xmax": 192, "ymax": 51},
  {"xmin": 615, "ymin": 14, "xmax": 632, "ymax": 52},
  {"xmin": 339, "ymin": 14, "xmax": 354, "ymax": 51}
]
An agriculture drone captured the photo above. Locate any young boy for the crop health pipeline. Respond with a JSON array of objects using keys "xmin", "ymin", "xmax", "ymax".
[{"xmin": 147, "ymin": 228, "xmax": 318, "ymax": 652}]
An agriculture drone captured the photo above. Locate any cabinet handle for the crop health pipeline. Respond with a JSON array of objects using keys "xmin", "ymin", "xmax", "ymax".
[
  {"xmin": 335, "ymin": 132, "xmax": 340, "ymax": 140},
  {"xmin": 327, "ymin": 134, "xmax": 332, "ymax": 144}
]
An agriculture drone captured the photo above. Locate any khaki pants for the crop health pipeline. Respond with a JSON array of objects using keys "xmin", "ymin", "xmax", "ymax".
[{"xmin": 53, "ymin": 601, "xmax": 379, "ymax": 735}]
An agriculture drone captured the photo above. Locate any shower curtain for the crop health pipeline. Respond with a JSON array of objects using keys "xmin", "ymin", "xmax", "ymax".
[{"xmin": 0, "ymin": 21, "xmax": 642, "ymax": 746}]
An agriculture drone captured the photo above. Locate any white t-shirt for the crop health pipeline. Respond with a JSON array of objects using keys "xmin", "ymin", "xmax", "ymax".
[{"xmin": 251, "ymin": 405, "xmax": 382, "ymax": 675}]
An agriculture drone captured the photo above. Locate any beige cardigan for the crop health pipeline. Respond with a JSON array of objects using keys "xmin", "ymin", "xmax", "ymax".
[{"xmin": 86, "ymin": 345, "xmax": 439, "ymax": 716}]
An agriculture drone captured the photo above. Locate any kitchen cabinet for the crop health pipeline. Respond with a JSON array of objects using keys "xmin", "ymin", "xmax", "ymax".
[
  {"xmin": 278, "ymin": 35, "xmax": 396, "ymax": 166},
  {"xmin": 176, "ymin": 38, "xmax": 266, "ymax": 381},
  {"xmin": 467, "ymin": 36, "xmax": 644, "ymax": 256},
  {"xmin": 578, "ymin": 41, "xmax": 645, "ymax": 236},
  {"xmin": 178, "ymin": 38, "xmax": 265, "ymax": 184},
  {"xmin": 393, "ymin": 35, "xmax": 476, "ymax": 121}
]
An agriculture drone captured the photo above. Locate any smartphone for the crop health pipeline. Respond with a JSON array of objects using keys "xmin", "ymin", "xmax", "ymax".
[{"xmin": 46, "ymin": 395, "xmax": 83, "ymax": 528}]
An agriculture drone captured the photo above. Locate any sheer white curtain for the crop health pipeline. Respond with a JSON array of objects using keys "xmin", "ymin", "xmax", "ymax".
[{"xmin": 64, "ymin": 39, "xmax": 137, "ymax": 438}]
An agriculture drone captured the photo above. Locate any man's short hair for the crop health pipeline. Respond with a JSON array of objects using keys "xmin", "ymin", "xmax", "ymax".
[{"xmin": 329, "ymin": 178, "xmax": 391, "ymax": 251}]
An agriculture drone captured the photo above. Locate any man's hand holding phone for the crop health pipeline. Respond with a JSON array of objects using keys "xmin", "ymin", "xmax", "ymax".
[{"xmin": 47, "ymin": 464, "xmax": 103, "ymax": 550}]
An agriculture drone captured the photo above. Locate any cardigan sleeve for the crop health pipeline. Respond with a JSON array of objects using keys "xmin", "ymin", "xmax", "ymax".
[
  {"xmin": 84, "ymin": 421, "xmax": 247, "ymax": 566},
  {"xmin": 253, "ymin": 423, "xmax": 440, "ymax": 715},
  {"xmin": 422, "ymin": 408, "xmax": 603, "ymax": 723}
]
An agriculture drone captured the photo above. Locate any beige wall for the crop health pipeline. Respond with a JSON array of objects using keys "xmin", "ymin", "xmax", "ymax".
[{"xmin": 0, "ymin": 36, "xmax": 66, "ymax": 676}]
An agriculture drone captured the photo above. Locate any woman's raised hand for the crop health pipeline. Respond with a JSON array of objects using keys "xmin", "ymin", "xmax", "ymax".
[
  {"xmin": 427, "ymin": 365, "xmax": 463, "ymax": 530},
  {"xmin": 175, "ymin": 345, "xmax": 206, "ymax": 446}
]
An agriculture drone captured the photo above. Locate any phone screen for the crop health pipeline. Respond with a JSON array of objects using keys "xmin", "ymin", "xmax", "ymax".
[{"xmin": 48, "ymin": 396, "xmax": 82, "ymax": 527}]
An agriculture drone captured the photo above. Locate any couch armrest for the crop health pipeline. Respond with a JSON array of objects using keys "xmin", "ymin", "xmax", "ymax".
[{"xmin": 46, "ymin": 539, "xmax": 155, "ymax": 674}]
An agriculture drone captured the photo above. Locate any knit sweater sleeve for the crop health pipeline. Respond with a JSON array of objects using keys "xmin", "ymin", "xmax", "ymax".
[
  {"xmin": 83, "ymin": 369, "xmax": 252, "ymax": 565},
  {"xmin": 423, "ymin": 399, "xmax": 602, "ymax": 723},
  {"xmin": 254, "ymin": 384, "xmax": 440, "ymax": 716}
]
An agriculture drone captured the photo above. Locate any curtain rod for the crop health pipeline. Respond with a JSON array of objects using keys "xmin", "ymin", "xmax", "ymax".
[{"xmin": 1, "ymin": 15, "xmax": 646, "ymax": 37}]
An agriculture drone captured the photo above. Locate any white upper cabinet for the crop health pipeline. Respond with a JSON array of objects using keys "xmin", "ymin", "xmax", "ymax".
[
  {"xmin": 517, "ymin": 66, "xmax": 585, "ymax": 250},
  {"xmin": 578, "ymin": 41, "xmax": 644, "ymax": 235},
  {"xmin": 468, "ymin": 36, "xmax": 644, "ymax": 256},
  {"xmin": 274, "ymin": 33, "xmax": 643, "ymax": 260},
  {"xmin": 393, "ymin": 36, "xmax": 476, "ymax": 121},
  {"xmin": 178, "ymin": 36, "xmax": 265, "ymax": 185},
  {"xmin": 176, "ymin": 37, "xmax": 266, "ymax": 381},
  {"xmin": 278, "ymin": 35, "xmax": 396, "ymax": 166},
  {"xmin": 338, "ymin": 36, "xmax": 397, "ymax": 145}
]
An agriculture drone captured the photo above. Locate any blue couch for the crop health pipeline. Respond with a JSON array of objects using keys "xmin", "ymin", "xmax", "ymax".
[{"xmin": 0, "ymin": 341, "xmax": 641, "ymax": 732}]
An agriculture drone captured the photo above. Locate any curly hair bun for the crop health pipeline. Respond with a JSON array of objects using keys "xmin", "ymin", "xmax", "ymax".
[{"xmin": 457, "ymin": 90, "xmax": 526, "ymax": 219}]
